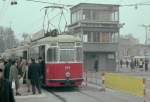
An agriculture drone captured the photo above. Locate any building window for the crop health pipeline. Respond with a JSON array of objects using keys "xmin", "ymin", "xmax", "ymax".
[
  {"xmin": 83, "ymin": 9, "xmax": 91, "ymax": 20},
  {"xmin": 112, "ymin": 11, "xmax": 119, "ymax": 21},
  {"xmin": 84, "ymin": 31, "xmax": 118, "ymax": 43},
  {"xmin": 71, "ymin": 10, "xmax": 82, "ymax": 24},
  {"xmin": 92, "ymin": 9, "xmax": 118, "ymax": 22},
  {"xmin": 84, "ymin": 31, "xmax": 92, "ymax": 42},
  {"xmin": 93, "ymin": 32, "xmax": 100, "ymax": 42},
  {"xmin": 112, "ymin": 32, "xmax": 119, "ymax": 42},
  {"xmin": 76, "ymin": 47, "xmax": 82, "ymax": 61},
  {"xmin": 99, "ymin": 32, "xmax": 113, "ymax": 43}
]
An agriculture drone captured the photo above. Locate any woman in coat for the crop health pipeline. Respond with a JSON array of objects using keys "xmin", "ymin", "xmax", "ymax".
[
  {"xmin": 0, "ymin": 59, "xmax": 15, "ymax": 102},
  {"xmin": 9, "ymin": 60, "xmax": 21, "ymax": 96}
]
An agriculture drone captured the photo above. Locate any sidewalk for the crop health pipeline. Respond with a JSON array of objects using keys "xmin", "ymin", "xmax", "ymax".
[{"xmin": 14, "ymin": 79, "xmax": 45, "ymax": 99}]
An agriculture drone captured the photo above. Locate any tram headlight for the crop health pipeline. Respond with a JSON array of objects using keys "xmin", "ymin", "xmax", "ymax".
[{"xmin": 65, "ymin": 72, "xmax": 71, "ymax": 78}]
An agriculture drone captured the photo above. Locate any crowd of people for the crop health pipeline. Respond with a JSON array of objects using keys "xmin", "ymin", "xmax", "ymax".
[
  {"xmin": 0, "ymin": 57, "xmax": 44, "ymax": 102},
  {"xmin": 119, "ymin": 58, "xmax": 149, "ymax": 71}
]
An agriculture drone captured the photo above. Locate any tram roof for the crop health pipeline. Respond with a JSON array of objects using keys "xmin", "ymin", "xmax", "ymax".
[{"xmin": 36, "ymin": 34, "xmax": 81, "ymax": 43}]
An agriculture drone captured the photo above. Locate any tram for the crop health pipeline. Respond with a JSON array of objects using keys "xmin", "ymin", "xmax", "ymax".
[
  {"xmin": 30, "ymin": 34, "xmax": 83, "ymax": 87},
  {"xmin": 2, "ymin": 44, "xmax": 29, "ymax": 60}
]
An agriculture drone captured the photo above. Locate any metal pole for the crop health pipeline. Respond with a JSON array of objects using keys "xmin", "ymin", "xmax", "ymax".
[
  {"xmin": 144, "ymin": 26, "xmax": 148, "ymax": 72},
  {"xmin": 145, "ymin": 26, "xmax": 148, "ymax": 46},
  {"xmin": 141, "ymin": 24, "xmax": 150, "ymax": 72}
]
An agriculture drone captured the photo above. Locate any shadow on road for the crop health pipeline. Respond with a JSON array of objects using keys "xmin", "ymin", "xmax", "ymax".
[{"xmin": 44, "ymin": 87, "xmax": 80, "ymax": 92}]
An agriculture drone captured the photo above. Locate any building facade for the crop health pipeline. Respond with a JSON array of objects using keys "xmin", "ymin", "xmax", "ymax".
[
  {"xmin": 68, "ymin": 3, "xmax": 121, "ymax": 71},
  {"xmin": 118, "ymin": 34, "xmax": 150, "ymax": 60}
]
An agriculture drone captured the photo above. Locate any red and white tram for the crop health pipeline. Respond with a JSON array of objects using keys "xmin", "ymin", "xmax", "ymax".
[{"xmin": 29, "ymin": 34, "xmax": 83, "ymax": 87}]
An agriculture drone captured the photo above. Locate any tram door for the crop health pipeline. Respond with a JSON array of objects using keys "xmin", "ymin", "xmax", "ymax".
[
  {"xmin": 39, "ymin": 45, "xmax": 45, "ymax": 60},
  {"xmin": 23, "ymin": 51, "xmax": 28, "ymax": 59},
  {"xmin": 39, "ymin": 45, "xmax": 45, "ymax": 83}
]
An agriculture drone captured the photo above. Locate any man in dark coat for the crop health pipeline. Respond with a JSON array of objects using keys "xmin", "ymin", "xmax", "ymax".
[
  {"xmin": 4, "ymin": 59, "xmax": 12, "ymax": 80},
  {"xmin": 0, "ymin": 60, "xmax": 15, "ymax": 102},
  {"xmin": 28, "ymin": 58, "xmax": 41, "ymax": 94}
]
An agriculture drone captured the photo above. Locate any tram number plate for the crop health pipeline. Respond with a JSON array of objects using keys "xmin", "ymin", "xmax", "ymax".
[{"xmin": 65, "ymin": 66, "xmax": 71, "ymax": 70}]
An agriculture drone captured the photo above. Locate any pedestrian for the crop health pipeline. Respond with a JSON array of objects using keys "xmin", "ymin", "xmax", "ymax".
[
  {"xmin": 4, "ymin": 59, "xmax": 8, "ymax": 66},
  {"xmin": 38, "ymin": 57, "xmax": 44, "ymax": 83},
  {"xmin": 0, "ymin": 59, "xmax": 15, "ymax": 102},
  {"xmin": 137, "ymin": 59, "xmax": 139, "ymax": 68},
  {"xmin": 23, "ymin": 60, "xmax": 31, "ymax": 92},
  {"xmin": 4, "ymin": 59, "xmax": 12, "ymax": 80},
  {"xmin": 120, "ymin": 59, "xmax": 123, "ymax": 68},
  {"xmin": 21, "ymin": 59, "xmax": 27, "ymax": 84},
  {"xmin": 94, "ymin": 59, "xmax": 99, "ymax": 72},
  {"xmin": 9, "ymin": 60, "xmax": 21, "ymax": 96},
  {"xmin": 145, "ymin": 59, "xmax": 148, "ymax": 71},
  {"xmin": 126, "ymin": 60, "xmax": 129, "ymax": 68},
  {"xmin": 130, "ymin": 59, "xmax": 135, "ymax": 71},
  {"xmin": 28, "ymin": 58, "xmax": 42, "ymax": 94},
  {"xmin": 0, "ymin": 59, "xmax": 5, "ymax": 72},
  {"xmin": 139, "ymin": 59, "xmax": 143, "ymax": 69},
  {"xmin": 16, "ymin": 57, "xmax": 23, "ymax": 77}
]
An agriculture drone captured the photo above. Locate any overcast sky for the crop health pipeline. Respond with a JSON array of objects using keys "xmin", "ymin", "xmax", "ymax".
[{"xmin": 0, "ymin": 0, "xmax": 150, "ymax": 43}]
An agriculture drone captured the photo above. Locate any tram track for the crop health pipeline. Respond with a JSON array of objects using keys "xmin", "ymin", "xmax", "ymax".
[
  {"xmin": 48, "ymin": 90, "xmax": 67, "ymax": 102},
  {"xmin": 48, "ymin": 87, "xmax": 102, "ymax": 102},
  {"xmin": 44, "ymin": 86, "xmax": 103, "ymax": 102},
  {"xmin": 44, "ymin": 87, "xmax": 69, "ymax": 102},
  {"xmin": 78, "ymin": 90, "xmax": 104, "ymax": 102}
]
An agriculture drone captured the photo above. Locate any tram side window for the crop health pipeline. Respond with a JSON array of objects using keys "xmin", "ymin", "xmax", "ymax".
[
  {"xmin": 47, "ymin": 48, "xmax": 57, "ymax": 62},
  {"xmin": 29, "ymin": 47, "xmax": 39, "ymax": 60}
]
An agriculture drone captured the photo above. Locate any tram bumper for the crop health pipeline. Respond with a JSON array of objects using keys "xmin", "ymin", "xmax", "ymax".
[
  {"xmin": 46, "ymin": 78, "xmax": 83, "ymax": 87},
  {"xmin": 64, "ymin": 77, "xmax": 72, "ymax": 86}
]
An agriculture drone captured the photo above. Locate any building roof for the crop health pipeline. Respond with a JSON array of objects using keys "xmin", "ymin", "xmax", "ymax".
[{"xmin": 70, "ymin": 3, "xmax": 120, "ymax": 11}]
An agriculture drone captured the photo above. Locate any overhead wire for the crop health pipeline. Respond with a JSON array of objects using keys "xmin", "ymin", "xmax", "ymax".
[
  {"xmin": 120, "ymin": 0, "xmax": 150, "ymax": 7},
  {"xmin": 58, "ymin": 10, "xmax": 63, "ymax": 33},
  {"xmin": 62, "ymin": 10, "xmax": 68, "ymax": 32},
  {"xmin": 26, "ymin": 0, "xmax": 73, "ymax": 7},
  {"xmin": 138, "ymin": 0, "xmax": 150, "ymax": 4},
  {"xmin": 42, "ymin": 8, "xmax": 48, "ymax": 34},
  {"xmin": 41, "ymin": 4, "xmax": 69, "ymax": 34},
  {"xmin": 47, "ymin": 10, "xmax": 62, "ymax": 31}
]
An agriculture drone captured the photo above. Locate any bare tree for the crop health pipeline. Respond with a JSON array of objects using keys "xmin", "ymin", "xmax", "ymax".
[
  {"xmin": 0, "ymin": 26, "xmax": 18, "ymax": 52},
  {"xmin": 22, "ymin": 33, "xmax": 29, "ymax": 41}
]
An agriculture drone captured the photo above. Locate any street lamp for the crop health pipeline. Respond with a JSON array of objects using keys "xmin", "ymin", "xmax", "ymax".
[{"xmin": 140, "ymin": 24, "xmax": 150, "ymax": 46}]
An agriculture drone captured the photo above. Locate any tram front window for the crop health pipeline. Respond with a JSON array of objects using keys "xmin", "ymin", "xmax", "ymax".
[{"xmin": 60, "ymin": 49, "xmax": 75, "ymax": 62}]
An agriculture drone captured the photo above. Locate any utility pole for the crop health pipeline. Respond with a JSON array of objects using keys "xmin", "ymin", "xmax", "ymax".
[{"xmin": 140, "ymin": 24, "xmax": 150, "ymax": 51}]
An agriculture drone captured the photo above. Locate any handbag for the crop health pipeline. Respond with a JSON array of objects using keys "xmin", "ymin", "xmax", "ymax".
[{"xmin": 12, "ymin": 81, "xmax": 15, "ymax": 89}]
